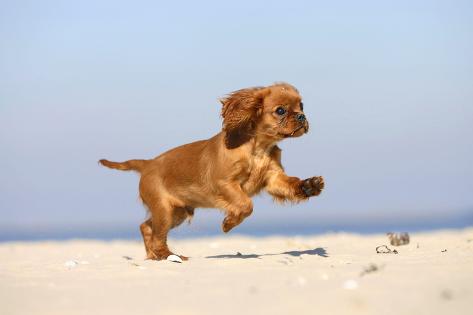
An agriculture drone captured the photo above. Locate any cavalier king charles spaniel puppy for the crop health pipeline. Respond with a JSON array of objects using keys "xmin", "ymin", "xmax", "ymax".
[{"xmin": 100, "ymin": 82, "xmax": 324, "ymax": 261}]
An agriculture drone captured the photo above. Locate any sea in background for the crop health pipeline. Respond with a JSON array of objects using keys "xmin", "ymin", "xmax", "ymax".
[{"xmin": 2, "ymin": 208, "xmax": 472, "ymax": 242}]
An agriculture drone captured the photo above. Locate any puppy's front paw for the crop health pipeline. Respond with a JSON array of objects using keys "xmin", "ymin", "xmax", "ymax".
[
  {"xmin": 222, "ymin": 214, "xmax": 238, "ymax": 233},
  {"xmin": 300, "ymin": 176, "xmax": 325, "ymax": 197}
]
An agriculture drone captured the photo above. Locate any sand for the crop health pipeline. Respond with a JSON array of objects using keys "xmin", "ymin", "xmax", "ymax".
[{"xmin": 1, "ymin": 228, "xmax": 472, "ymax": 315}]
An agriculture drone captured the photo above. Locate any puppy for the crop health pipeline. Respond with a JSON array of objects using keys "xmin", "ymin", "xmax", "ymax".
[{"xmin": 100, "ymin": 82, "xmax": 324, "ymax": 261}]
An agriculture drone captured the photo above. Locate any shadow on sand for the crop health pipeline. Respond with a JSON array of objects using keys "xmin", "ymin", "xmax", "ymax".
[{"xmin": 206, "ymin": 247, "xmax": 328, "ymax": 259}]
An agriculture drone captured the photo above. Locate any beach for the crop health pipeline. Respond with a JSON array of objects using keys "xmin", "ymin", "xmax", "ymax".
[{"xmin": 1, "ymin": 228, "xmax": 472, "ymax": 315}]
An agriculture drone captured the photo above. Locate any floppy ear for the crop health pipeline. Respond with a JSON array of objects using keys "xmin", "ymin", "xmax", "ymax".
[{"xmin": 220, "ymin": 87, "xmax": 268, "ymax": 149}]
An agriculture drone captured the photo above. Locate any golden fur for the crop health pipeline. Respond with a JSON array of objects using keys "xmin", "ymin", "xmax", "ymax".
[{"xmin": 100, "ymin": 83, "xmax": 324, "ymax": 261}]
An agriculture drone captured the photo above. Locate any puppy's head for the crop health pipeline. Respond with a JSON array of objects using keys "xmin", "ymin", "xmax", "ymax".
[{"xmin": 220, "ymin": 83, "xmax": 308, "ymax": 149}]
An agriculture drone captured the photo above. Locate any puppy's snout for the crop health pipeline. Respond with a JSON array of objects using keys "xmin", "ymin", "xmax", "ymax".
[{"xmin": 296, "ymin": 113, "xmax": 306, "ymax": 123}]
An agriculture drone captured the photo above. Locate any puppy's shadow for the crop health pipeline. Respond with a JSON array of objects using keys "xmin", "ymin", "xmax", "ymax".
[
  {"xmin": 282, "ymin": 248, "xmax": 328, "ymax": 257},
  {"xmin": 206, "ymin": 247, "xmax": 328, "ymax": 259}
]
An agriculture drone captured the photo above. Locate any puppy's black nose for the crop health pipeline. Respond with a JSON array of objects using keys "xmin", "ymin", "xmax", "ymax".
[{"xmin": 296, "ymin": 114, "xmax": 306, "ymax": 122}]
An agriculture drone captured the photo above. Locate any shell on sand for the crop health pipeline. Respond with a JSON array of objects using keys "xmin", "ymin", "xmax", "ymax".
[{"xmin": 166, "ymin": 254, "xmax": 183, "ymax": 263}]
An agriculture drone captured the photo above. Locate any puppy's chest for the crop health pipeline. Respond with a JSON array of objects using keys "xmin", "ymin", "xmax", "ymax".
[{"xmin": 240, "ymin": 154, "xmax": 272, "ymax": 195}]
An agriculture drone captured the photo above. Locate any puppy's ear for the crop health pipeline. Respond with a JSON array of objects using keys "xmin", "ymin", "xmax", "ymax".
[{"xmin": 220, "ymin": 87, "xmax": 269, "ymax": 149}]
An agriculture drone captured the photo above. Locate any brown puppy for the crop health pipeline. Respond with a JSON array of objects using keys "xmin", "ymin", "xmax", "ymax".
[{"xmin": 100, "ymin": 83, "xmax": 324, "ymax": 261}]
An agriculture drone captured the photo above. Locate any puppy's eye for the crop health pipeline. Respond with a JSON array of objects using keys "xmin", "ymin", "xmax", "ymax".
[
  {"xmin": 300, "ymin": 102, "xmax": 304, "ymax": 111},
  {"xmin": 276, "ymin": 107, "xmax": 286, "ymax": 115}
]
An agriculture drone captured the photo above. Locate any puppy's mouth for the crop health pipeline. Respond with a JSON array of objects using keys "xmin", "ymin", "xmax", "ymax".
[{"xmin": 281, "ymin": 125, "xmax": 308, "ymax": 138}]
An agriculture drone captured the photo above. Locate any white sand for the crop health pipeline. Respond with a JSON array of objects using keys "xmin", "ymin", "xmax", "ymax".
[{"xmin": 1, "ymin": 228, "xmax": 472, "ymax": 315}]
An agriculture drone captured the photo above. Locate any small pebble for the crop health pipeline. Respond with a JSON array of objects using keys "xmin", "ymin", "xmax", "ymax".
[
  {"xmin": 343, "ymin": 279, "xmax": 359, "ymax": 290},
  {"xmin": 64, "ymin": 260, "xmax": 79, "ymax": 269},
  {"xmin": 130, "ymin": 262, "xmax": 146, "ymax": 270},
  {"xmin": 209, "ymin": 242, "xmax": 220, "ymax": 249},
  {"xmin": 297, "ymin": 276, "xmax": 307, "ymax": 286},
  {"xmin": 248, "ymin": 285, "xmax": 258, "ymax": 294},
  {"xmin": 441, "ymin": 289, "xmax": 453, "ymax": 300},
  {"xmin": 360, "ymin": 263, "xmax": 381, "ymax": 276},
  {"xmin": 166, "ymin": 255, "xmax": 183, "ymax": 263},
  {"xmin": 376, "ymin": 245, "xmax": 398, "ymax": 254}
]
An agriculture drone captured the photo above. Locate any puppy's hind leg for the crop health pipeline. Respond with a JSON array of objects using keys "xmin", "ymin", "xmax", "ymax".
[
  {"xmin": 140, "ymin": 218, "xmax": 154, "ymax": 259},
  {"xmin": 146, "ymin": 201, "xmax": 189, "ymax": 261}
]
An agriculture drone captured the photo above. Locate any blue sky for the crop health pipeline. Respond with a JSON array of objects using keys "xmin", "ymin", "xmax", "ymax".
[{"xmin": 1, "ymin": 0, "xmax": 472, "ymax": 238}]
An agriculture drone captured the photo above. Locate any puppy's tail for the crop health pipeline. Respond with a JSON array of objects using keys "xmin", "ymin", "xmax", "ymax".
[{"xmin": 99, "ymin": 159, "xmax": 147, "ymax": 172}]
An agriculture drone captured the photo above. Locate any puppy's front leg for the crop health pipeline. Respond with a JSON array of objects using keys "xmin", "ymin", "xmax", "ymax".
[
  {"xmin": 265, "ymin": 169, "xmax": 324, "ymax": 202},
  {"xmin": 216, "ymin": 182, "xmax": 253, "ymax": 233}
]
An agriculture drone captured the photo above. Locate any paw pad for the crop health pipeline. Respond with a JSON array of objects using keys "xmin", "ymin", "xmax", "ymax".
[{"xmin": 301, "ymin": 176, "xmax": 324, "ymax": 197}]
